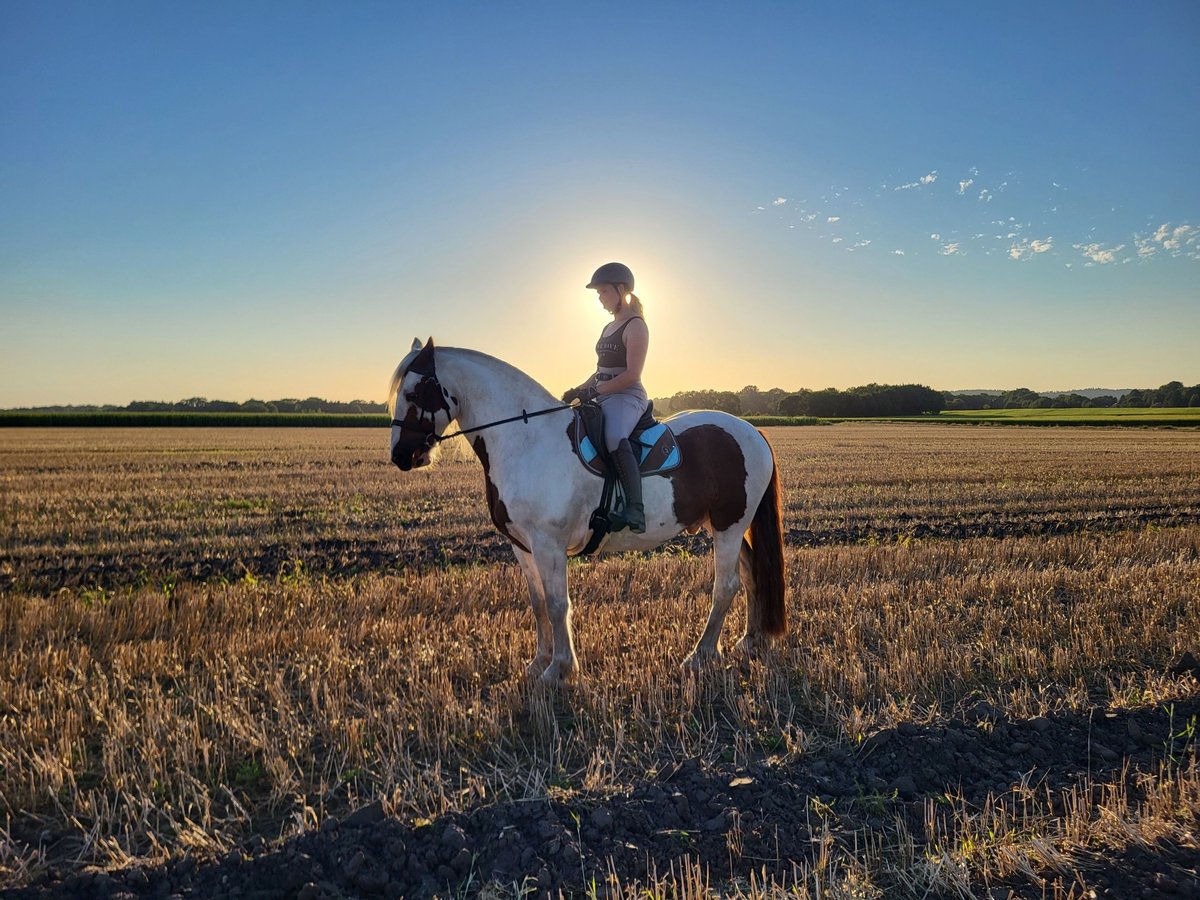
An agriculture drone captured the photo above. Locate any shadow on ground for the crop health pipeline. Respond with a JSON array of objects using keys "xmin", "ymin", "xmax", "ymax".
[{"xmin": 8, "ymin": 693, "xmax": 1198, "ymax": 899}]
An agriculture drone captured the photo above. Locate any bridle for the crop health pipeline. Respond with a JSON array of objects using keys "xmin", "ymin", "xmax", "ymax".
[{"xmin": 391, "ymin": 349, "xmax": 574, "ymax": 450}]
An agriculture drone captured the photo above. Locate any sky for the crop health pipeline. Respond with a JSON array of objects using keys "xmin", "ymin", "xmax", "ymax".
[{"xmin": 2, "ymin": 1, "xmax": 1198, "ymax": 407}]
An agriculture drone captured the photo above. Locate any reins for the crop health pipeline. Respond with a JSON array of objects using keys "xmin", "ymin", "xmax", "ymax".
[{"xmin": 390, "ymin": 402, "xmax": 575, "ymax": 446}]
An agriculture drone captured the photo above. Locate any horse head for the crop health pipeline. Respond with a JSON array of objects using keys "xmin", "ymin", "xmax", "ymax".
[{"xmin": 389, "ymin": 337, "xmax": 456, "ymax": 470}]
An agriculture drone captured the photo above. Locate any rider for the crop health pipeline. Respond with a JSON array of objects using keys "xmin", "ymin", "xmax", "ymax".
[{"xmin": 561, "ymin": 262, "xmax": 650, "ymax": 534}]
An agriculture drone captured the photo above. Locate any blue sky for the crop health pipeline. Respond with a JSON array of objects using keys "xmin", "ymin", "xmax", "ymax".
[{"xmin": 2, "ymin": 1, "xmax": 1197, "ymax": 406}]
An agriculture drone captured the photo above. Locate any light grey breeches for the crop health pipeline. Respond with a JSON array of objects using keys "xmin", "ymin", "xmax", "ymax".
[{"xmin": 598, "ymin": 388, "xmax": 649, "ymax": 452}]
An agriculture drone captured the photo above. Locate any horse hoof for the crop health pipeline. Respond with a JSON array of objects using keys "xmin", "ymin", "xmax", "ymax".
[
  {"xmin": 681, "ymin": 650, "xmax": 722, "ymax": 672},
  {"xmin": 539, "ymin": 660, "xmax": 576, "ymax": 684},
  {"xmin": 525, "ymin": 657, "xmax": 552, "ymax": 679},
  {"xmin": 734, "ymin": 635, "xmax": 767, "ymax": 657}
]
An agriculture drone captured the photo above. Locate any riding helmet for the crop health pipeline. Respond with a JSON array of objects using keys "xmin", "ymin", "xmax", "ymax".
[{"xmin": 585, "ymin": 262, "xmax": 634, "ymax": 292}]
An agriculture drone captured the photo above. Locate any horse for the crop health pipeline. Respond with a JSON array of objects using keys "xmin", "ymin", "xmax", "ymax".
[{"xmin": 388, "ymin": 338, "xmax": 786, "ymax": 684}]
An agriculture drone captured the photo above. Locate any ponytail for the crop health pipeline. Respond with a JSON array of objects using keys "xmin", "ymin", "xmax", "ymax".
[{"xmin": 625, "ymin": 291, "xmax": 645, "ymax": 319}]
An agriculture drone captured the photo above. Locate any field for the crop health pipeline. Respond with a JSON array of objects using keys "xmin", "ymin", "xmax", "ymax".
[{"xmin": 1, "ymin": 425, "xmax": 1198, "ymax": 899}]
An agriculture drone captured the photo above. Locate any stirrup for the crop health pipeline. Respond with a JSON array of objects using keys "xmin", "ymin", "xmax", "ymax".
[{"xmin": 609, "ymin": 501, "xmax": 646, "ymax": 534}]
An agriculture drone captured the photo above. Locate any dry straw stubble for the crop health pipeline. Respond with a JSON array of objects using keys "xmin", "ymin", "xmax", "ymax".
[{"xmin": 0, "ymin": 424, "xmax": 1198, "ymax": 896}]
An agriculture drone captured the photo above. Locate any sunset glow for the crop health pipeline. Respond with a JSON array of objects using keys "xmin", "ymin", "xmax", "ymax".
[{"xmin": 2, "ymin": 3, "xmax": 1197, "ymax": 407}]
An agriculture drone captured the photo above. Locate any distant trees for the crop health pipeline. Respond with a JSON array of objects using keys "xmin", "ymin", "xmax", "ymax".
[
  {"xmin": 654, "ymin": 379, "xmax": 1200, "ymax": 418},
  {"xmin": 768, "ymin": 384, "xmax": 943, "ymax": 417},
  {"xmin": 735, "ymin": 385, "xmax": 788, "ymax": 416},
  {"xmin": 18, "ymin": 381, "xmax": 1200, "ymax": 418},
  {"xmin": 948, "ymin": 382, "xmax": 1200, "ymax": 411},
  {"xmin": 88, "ymin": 397, "xmax": 389, "ymax": 415},
  {"xmin": 666, "ymin": 390, "xmax": 742, "ymax": 414}
]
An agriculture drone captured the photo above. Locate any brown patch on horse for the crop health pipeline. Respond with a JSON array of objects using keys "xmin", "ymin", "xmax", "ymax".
[
  {"xmin": 668, "ymin": 424, "xmax": 748, "ymax": 532},
  {"xmin": 472, "ymin": 437, "xmax": 529, "ymax": 552}
]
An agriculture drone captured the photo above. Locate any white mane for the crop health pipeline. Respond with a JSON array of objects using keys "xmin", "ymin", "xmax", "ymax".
[
  {"xmin": 386, "ymin": 347, "xmax": 422, "ymax": 417},
  {"xmin": 387, "ymin": 344, "xmax": 556, "ymax": 416}
]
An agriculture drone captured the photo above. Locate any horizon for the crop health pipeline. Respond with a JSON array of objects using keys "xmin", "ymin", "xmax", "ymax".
[
  {"xmin": 7, "ymin": 380, "xmax": 1194, "ymax": 412},
  {"xmin": 2, "ymin": 3, "xmax": 1198, "ymax": 407}
]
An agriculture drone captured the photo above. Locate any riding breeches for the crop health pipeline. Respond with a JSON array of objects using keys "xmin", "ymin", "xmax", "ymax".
[{"xmin": 598, "ymin": 386, "xmax": 649, "ymax": 452}]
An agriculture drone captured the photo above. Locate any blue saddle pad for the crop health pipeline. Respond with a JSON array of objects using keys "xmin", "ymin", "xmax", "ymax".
[{"xmin": 571, "ymin": 414, "xmax": 682, "ymax": 477}]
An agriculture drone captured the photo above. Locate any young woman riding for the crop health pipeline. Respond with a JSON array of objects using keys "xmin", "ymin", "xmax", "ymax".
[{"xmin": 560, "ymin": 262, "xmax": 650, "ymax": 534}]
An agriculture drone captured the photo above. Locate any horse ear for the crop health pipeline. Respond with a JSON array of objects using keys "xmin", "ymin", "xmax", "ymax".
[
  {"xmin": 410, "ymin": 338, "xmax": 422, "ymax": 352},
  {"xmin": 410, "ymin": 338, "xmax": 436, "ymax": 375}
]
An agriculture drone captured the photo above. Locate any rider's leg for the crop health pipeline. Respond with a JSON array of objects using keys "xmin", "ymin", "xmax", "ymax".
[
  {"xmin": 601, "ymin": 396, "xmax": 647, "ymax": 534},
  {"xmin": 609, "ymin": 438, "xmax": 646, "ymax": 533}
]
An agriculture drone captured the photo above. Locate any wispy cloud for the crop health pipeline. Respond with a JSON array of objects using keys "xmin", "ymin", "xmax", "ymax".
[
  {"xmin": 896, "ymin": 171, "xmax": 938, "ymax": 191},
  {"xmin": 1009, "ymin": 237, "xmax": 1054, "ymax": 261},
  {"xmin": 1153, "ymin": 222, "xmax": 1198, "ymax": 252},
  {"xmin": 1073, "ymin": 242, "xmax": 1124, "ymax": 265},
  {"xmin": 756, "ymin": 174, "xmax": 1197, "ymax": 267}
]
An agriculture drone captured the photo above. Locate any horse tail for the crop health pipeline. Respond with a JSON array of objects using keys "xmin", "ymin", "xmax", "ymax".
[{"xmin": 740, "ymin": 437, "xmax": 787, "ymax": 638}]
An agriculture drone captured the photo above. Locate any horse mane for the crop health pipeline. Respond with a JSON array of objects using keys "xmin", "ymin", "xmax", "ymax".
[
  {"xmin": 386, "ymin": 347, "xmax": 422, "ymax": 417},
  {"xmin": 387, "ymin": 344, "xmax": 555, "ymax": 416}
]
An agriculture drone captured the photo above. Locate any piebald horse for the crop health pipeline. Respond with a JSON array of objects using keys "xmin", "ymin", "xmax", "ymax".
[{"xmin": 389, "ymin": 338, "xmax": 786, "ymax": 683}]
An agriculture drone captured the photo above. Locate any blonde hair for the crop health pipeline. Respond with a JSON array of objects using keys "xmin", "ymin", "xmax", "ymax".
[{"xmin": 622, "ymin": 288, "xmax": 645, "ymax": 319}]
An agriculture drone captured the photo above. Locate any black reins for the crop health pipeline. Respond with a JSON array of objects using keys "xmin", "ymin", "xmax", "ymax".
[{"xmin": 390, "ymin": 400, "xmax": 574, "ymax": 446}]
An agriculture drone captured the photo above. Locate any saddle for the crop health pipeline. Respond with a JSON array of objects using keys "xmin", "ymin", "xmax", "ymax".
[
  {"xmin": 566, "ymin": 400, "xmax": 682, "ymax": 558},
  {"xmin": 567, "ymin": 400, "xmax": 682, "ymax": 478}
]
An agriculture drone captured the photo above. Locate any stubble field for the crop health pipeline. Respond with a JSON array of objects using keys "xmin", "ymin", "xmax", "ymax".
[{"xmin": 1, "ymin": 424, "xmax": 1198, "ymax": 899}]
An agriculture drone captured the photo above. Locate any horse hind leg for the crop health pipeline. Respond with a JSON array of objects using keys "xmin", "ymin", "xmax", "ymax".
[
  {"xmin": 682, "ymin": 528, "xmax": 743, "ymax": 671},
  {"xmin": 734, "ymin": 537, "xmax": 765, "ymax": 656},
  {"xmin": 513, "ymin": 546, "xmax": 553, "ymax": 679}
]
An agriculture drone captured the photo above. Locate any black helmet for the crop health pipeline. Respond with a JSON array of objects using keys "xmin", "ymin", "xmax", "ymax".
[{"xmin": 585, "ymin": 262, "xmax": 634, "ymax": 292}]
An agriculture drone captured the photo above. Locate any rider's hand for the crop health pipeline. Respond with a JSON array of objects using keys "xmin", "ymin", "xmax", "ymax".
[
  {"xmin": 560, "ymin": 387, "xmax": 581, "ymax": 404},
  {"xmin": 580, "ymin": 385, "xmax": 600, "ymax": 402}
]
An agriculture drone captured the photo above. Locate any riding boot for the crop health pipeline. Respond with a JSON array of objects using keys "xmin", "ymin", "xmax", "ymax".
[{"xmin": 609, "ymin": 439, "xmax": 646, "ymax": 534}]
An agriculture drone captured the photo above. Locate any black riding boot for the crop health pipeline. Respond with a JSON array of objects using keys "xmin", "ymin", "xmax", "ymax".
[{"xmin": 609, "ymin": 439, "xmax": 646, "ymax": 534}]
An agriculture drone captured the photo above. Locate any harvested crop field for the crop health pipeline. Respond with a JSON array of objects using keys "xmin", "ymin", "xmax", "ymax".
[{"xmin": 1, "ymin": 424, "xmax": 1198, "ymax": 899}]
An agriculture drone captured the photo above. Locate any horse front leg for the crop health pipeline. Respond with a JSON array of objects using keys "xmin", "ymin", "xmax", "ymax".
[
  {"xmin": 683, "ymin": 529, "xmax": 743, "ymax": 671},
  {"xmin": 513, "ymin": 545, "xmax": 553, "ymax": 678},
  {"xmin": 530, "ymin": 537, "xmax": 578, "ymax": 684}
]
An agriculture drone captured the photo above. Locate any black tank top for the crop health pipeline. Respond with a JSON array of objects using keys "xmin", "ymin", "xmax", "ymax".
[{"xmin": 595, "ymin": 317, "xmax": 642, "ymax": 369}]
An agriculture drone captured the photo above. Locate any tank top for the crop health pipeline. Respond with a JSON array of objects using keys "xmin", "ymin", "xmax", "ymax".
[{"xmin": 595, "ymin": 316, "xmax": 642, "ymax": 369}]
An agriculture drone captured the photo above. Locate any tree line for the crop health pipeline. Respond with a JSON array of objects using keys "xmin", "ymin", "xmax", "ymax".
[
  {"xmin": 17, "ymin": 397, "xmax": 389, "ymax": 414},
  {"xmin": 658, "ymin": 380, "xmax": 1200, "ymax": 417},
  {"xmin": 10, "ymin": 381, "xmax": 1197, "ymax": 418},
  {"xmin": 660, "ymin": 384, "xmax": 945, "ymax": 417},
  {"xmin": 947, "ymin": 382, "xmax": 1200, "ymax": 410}
]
